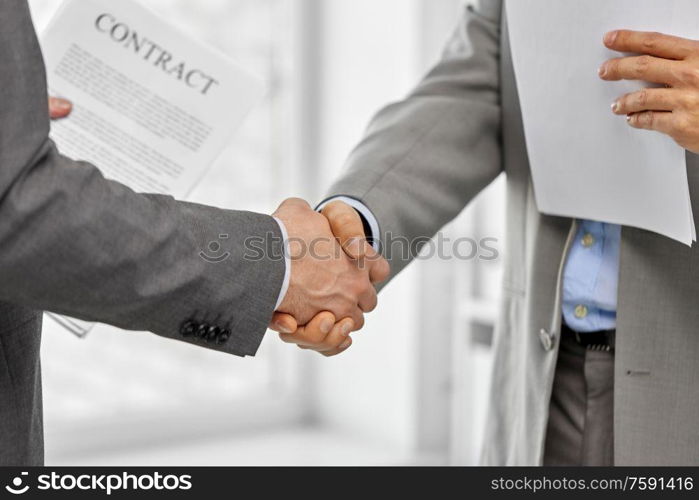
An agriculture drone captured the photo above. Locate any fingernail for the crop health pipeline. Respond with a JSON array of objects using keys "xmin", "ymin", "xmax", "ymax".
[
  {"xmin": 320, "ymin": 318, "xmax": 334, "ymax": 335},
  {"xmin": 339, "ymin": 339, "xmax": 351, "ymax": 350},
  {"xmin": 598, "ymin": 64, "xmax": 607, "ymax": 77},
  {"xmin": 611, "ymin": 101, "xmax": 619, "ymax": 113},
  {"xmin": 341, "ymin": 322, "xmax": 353, "ymax": 336},
  {"xmin": 604, "ymin": 30, "xmax": 618, "ymax": 46},
  {"xmin": 626, "ymin": 114, "xmax": 633, "ymax": 123},
  {"xmin": 51, "ymin": 97, "xmax": 72, "ymax": 111},
  {"xmin": 274, "ymin": 321, "xmax": 293, "ymax": 334}
]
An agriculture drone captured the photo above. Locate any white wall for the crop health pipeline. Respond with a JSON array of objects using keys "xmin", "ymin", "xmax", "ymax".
[{"xmin": 309, "ymin": 0, "xmax": 464, "ymax": 455}]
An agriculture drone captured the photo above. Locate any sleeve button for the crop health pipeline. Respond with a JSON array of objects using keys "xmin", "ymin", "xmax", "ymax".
[
  {"xmin": 180, "ymin": 319, "xmax": 197, "ymax": 337},
  {"xmin": 206, "ymin": 326, "xmax": 221, "ymax": 342},
  {"xmin": 217, "ymin": 329, "xmax": 231, "ymax": 344},
  {"xmin": 195, "ymin": 323, "xmax": 209, "ymax": 339}
]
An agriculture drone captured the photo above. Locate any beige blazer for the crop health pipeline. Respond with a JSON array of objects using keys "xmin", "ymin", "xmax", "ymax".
[{"xmin": 326, "ymin": 0, "xmax": 699, "ymax": 465}]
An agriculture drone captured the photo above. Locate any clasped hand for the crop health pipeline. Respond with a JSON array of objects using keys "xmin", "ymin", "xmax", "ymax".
[
  {"xmin": 47, "ymin": 97, "xmax": 385, "ymax": 358},
  {"xmin": 269, "ymin": 198, "xmax": 389, "ymax": 357}
]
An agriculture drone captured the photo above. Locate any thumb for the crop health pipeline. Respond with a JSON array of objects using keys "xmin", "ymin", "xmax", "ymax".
[
  {"xmin": 49, "ymin": 97, "xmax": 72, "ymax": 120},
  {"xmin": 269, "ymin": 312, "xmax": 298, "ymax": 334},
  {"xmin": 321, "ymin": 201, "xmax": 368, "ymax": 260}
]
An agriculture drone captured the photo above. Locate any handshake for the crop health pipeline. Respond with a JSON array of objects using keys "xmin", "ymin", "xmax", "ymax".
[
  {"xmin": 48, "ymin": 97, "xmax": 389, "ymax": 358},
  {"xmin": 268, "ymin": 198, "xmax": 390, "ymax": 357}
]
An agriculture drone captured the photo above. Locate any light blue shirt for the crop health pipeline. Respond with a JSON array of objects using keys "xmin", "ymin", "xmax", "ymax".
[{"xmin": 562, "ymin": 221, "xmax": 621, "ymax": 332}]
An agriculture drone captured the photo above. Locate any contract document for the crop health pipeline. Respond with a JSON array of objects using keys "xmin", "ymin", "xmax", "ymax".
[
  {"xmin": 41, "ymin": 0, "xmax": 264, "ymax": 336},
  {"xmin": 506, "ymin": 0, "xmax": 698, "ymax": 245}
]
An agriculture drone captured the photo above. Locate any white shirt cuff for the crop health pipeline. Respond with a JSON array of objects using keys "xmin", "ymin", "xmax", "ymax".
[
  {"xmin": 317, "ymin": 196, "xmax": 380, "ymax": 251},
  {"xmin": 272, "ymin": 216, "xmax": 291, "ymax": 310}
]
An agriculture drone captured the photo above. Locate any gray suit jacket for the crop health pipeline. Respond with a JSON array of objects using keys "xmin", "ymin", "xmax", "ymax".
[
  {"xmin": 327, "ymin": 0, "xmax": 699, "ymax": 465},
  {"xmin": 0, "ymin": 0, "xmax": 285, "ymax": 465}
]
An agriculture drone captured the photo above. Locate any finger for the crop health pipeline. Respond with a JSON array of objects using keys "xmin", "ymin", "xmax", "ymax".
[
  {"xmin": 369, "ymin": 258, "xmax": 390, "ymax": 283},
  {"xmin": 279, "ymin": 197, "xmax": 311, "ymax": 211},
  {"xmin": 278, "ymin": 311, "xmax": 336, "ymax": 346},
  {"xmin": 612, "ymin": 88, "xmax": 684, "ymax": 115},
  {"xmin": 356, "ymin": 280, "xmax": 378, "ymax": 313},
  {"xmin": 48, "ymin": 97, "xmax": 72, "ymax": 119},
  {"xmin": 289, "ymin": 318, "xmax": 353, "ymax": 352},
  {"xmin": 312, "ymin": 318, "xmax": 354, "ymax": 352},
  {"xmin": 321, "ymin": 201, "xmax": 368, "ymax": 259},
  {"xmin": 626, "ymin": 111, "xmax": 676, "ymax": 135},
  {"xmin": 364, "ymin": 249, "xmax": 390, "ymax": 284},
  {"xmin": 321, "ymin": 336, "xmax": 353, "ymax": 357},
  {"xmin": 599, "ymin": 55, "xmax": 680, "ymax": 85},
  {"xmin": 346, "ymin": 307, "xmax": 365, "ymax": 331},
  {"xmin": 268, "ymin": 312, "xmax": 297, "ymax": 334},
  {"xmin": 604, "ymin": 30, "xmax": 697, "ymax": 61}
]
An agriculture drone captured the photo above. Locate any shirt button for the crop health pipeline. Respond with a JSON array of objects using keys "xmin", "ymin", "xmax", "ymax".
[
  {"xmin": 581, "ymin": 233, "xmax": 595, "ymax": 248},
  {"xmin": 574, "ymin": 304, "xmax": 589, "ymax": 319}
]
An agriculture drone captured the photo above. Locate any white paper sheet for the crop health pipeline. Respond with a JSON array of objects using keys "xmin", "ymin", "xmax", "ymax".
[
  {"xmin": 40, "ymin": 0, "xmax": 265, "ymax": 336},
  {"xmin": 506, "ymin": 0, "xmax": 699, "ymax": 245},
  {"xmin": 42, "ymin": 0, "xmax": 264, "ymax": 199}
]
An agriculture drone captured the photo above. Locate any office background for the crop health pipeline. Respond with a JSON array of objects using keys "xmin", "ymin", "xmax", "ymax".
[{"xmin": 30, "ymin": 0, "xmax": 506, "ymax": 465}]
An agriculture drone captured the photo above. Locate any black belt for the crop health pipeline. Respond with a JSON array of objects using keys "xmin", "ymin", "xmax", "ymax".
[{"xmin": 562, "ymin": 323, "xmax": 615, "ymax": 351}]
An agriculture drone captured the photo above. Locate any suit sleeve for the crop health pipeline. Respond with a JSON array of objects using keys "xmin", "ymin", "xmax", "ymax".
[
  {"xmin": 324, "ymin": 1, "xmax": 504, "ymax": 282},
  {"xmin": 0, "ymin": 0, "xmax": 285, "ymax": 357}
]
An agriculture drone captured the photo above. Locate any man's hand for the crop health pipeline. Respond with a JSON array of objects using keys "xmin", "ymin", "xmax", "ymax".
[
  {"xmin": 273, "ymin": 198, "xmax": 378, "ymax": 330},
  {"xmin": 49, "ymin": 97, "xmax": 72, "ymax": 120},
  {"xmin": 270, "ymin": 200, "xmax": 390, "ymax": 357},
  {"xmin": 277, "ymin": 311, "xmax": 355, "ymax": 357},
  {"xmin": 600, "ymin": 30, "xmax": 699, "ymax": 153}
]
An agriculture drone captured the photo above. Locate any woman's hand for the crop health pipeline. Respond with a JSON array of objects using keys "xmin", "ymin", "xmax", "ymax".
[
  {"xmin": 600, "ymin": 29, "xmax": 699, "ymax": 154},
  {"xmin": 49, "ymin": 97, "xmax": 72, "ymax": 119}
]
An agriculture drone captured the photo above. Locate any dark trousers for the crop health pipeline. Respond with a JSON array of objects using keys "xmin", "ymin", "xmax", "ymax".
[{"xmin": 543, "ymin": 325, "xmax": 615, "ymax": 466}]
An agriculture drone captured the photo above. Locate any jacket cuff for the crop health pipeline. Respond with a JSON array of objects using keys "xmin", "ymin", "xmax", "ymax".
[
  {"xmin": 272, "ymin": 216, "xmax": 291, "ymax": 309},
  {"xmin": 168, "ymin": 210, "xmax": 286, "ymax": 358}
]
